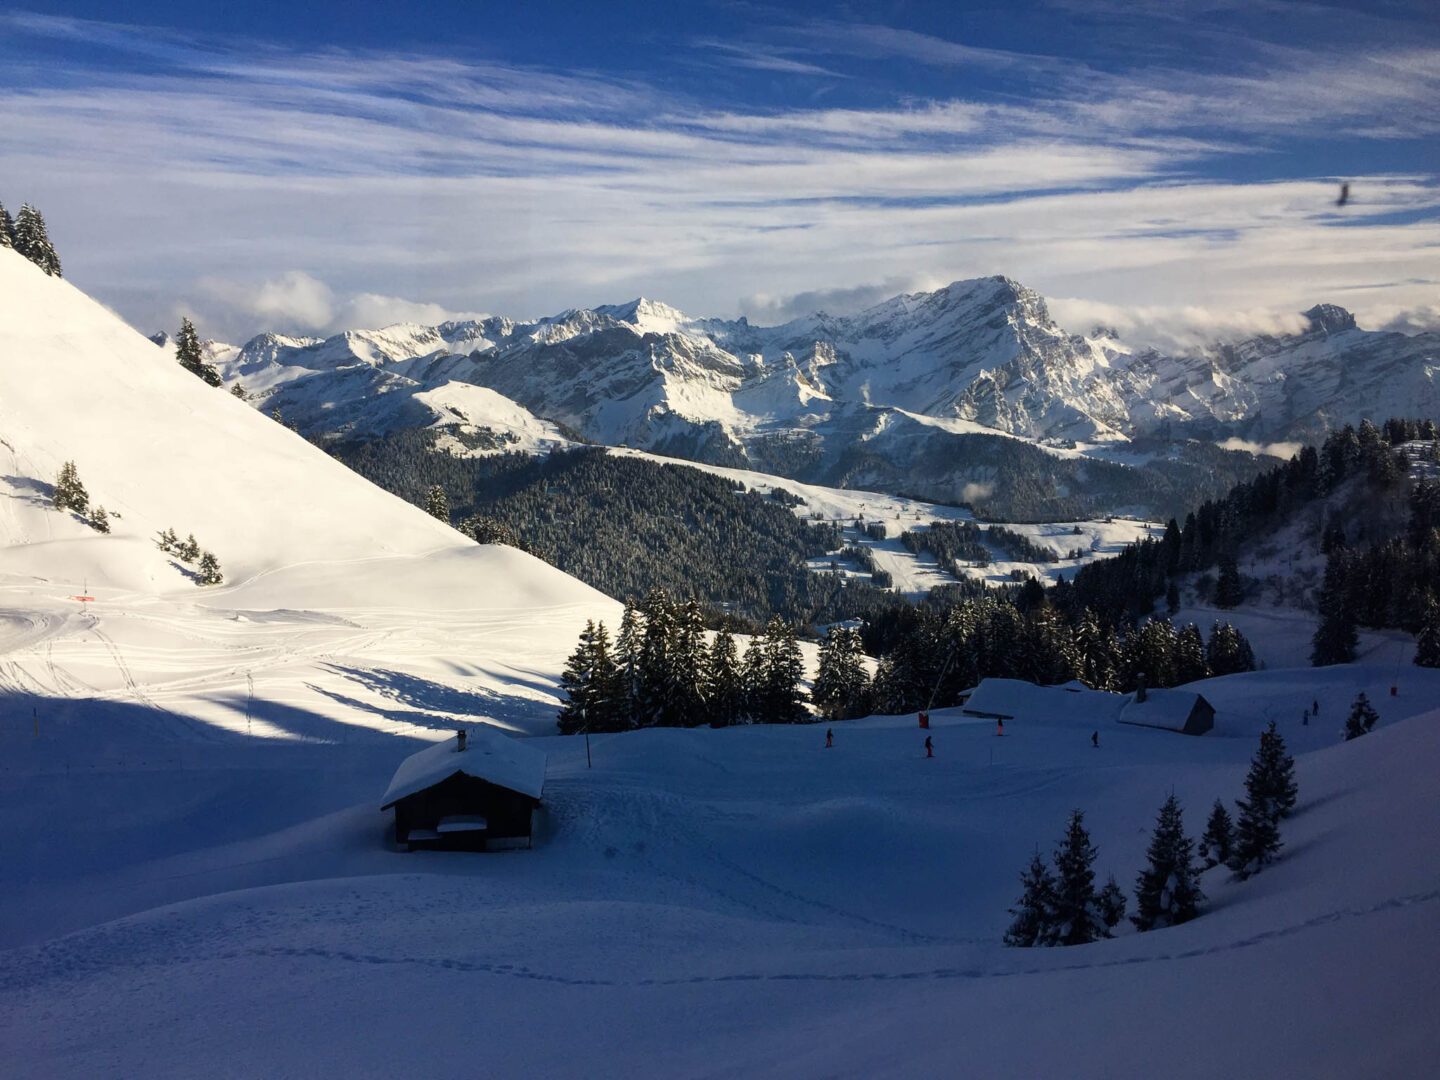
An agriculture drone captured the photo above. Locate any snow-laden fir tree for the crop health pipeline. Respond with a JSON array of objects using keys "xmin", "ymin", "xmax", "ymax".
[
  {"xmin": 175, "ymin": 317, "xmax": 221, "ymax": 386},
  {"xmin": 1052, "ymin": 809, "xmax": 1106, "ymax": 945},
  {"xmin": 178, "ymin": 533, "xmax": 201, "ymax": 563},
  {"xmin": 1131, "ymin": 619, "xmax": 1178, "ymax": 688},
  {"xmin": 755, "ymin": 616, "xmax": 807, "ymax": 724},
  {"xmin": 12, "ymin": 204, "xmax": 61, "ymax": 276},
  {"xmin": 1097, "ymin": 873, "xmax": 1127, "ymax": 932},
  {"xmin": 196, "ymin": 551, "xmax": 223, "ymax": 586},
  {"xmin": 1132, "ymin": 794, "xmax": 1204, "ymax": 931},
  {"xmin": 424, "ymin": 484, "xmax": 449, "ymax": 523},
  {"xmin": 1227, "ymin": 723, "xmax": 1295, "ymax": 878},
  {"xmin": 557, "ymin": 620, "xmax": 621, "ymax": 734},
  {"xmin": 230, "ymin": 383, "xmax": 248, "ymax": 400},
  {"xmin": 1206, "ymin": 621, "xmax": 1256, "ymax": 676},
  {"xmin": 88, "ymin": 505, "xmax": 110, "ymax": 534},
  {"xmin": 1198, "ymin": 799, "xmax": 1234, "ymax": 870},
  {"xmin": 1413, "ymin": 591, "xmax": 1440, "ymax": 668},
  {"xmin": 613, "ymin": 599, "xmax": 642, "ymax": 729},
  {"xmin": 0, "ymin": 202, "xmax": 13, "ymax": 248},
  {"xmin": 1344, "ymin": 691, "xmax": 1379, "ymax": 740},
  {"xmin": 811, "ymin": 625, "xmax": 870, "ymax": 721},
  {"xmin": 1173, "ymin": 623, "xmax": 1209, "ymax": 684},
  {"xmin": 1003, "ymin": 851, "xmax": 1058, "ymax": 948},
  {"xmin": 671, "ymin": 599, "xmax": 708, "ymax": 725},
  {"xmin": 155, "ymin": 527, "xmax": 180, "ymax": 555},
  {"xmin": 703, "ymin": 625, "xmax": 742, "ymax": 728},
  {"xmin": 636, "ymin": 588, "xmax": 679, "ymax": 726},
  {"xmin": 1311, "ymin": 549, "xmax": 1358, "ymax": 666},
  {"xmin": 53, "ymin": 461, "xmax": 89, "ymax": 515}
]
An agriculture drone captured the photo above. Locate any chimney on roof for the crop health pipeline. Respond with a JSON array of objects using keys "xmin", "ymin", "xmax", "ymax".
[
  {"xmin": 456, "ymin": 728, "xmax": 467, "ymax": 752},
  {"xmin": 1136, "ymin": 673, "xmax": 1147, "ymax": 704}
]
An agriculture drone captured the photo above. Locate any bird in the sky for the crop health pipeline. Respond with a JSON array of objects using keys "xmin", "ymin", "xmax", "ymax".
[{"xmin": 1337, "ymin": 182, "xmax": 1350, "ymax": 207}]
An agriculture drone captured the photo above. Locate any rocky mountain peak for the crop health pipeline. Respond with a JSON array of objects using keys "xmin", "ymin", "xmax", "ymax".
[{"xmin": 1304, "ymin": 304, "xmax": 1358, "ymax": 336}]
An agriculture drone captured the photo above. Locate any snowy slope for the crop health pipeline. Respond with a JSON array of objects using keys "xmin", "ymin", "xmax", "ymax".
[
  {"xmin": 1, "ymin": 662, "xmax": 1436, "ymax": 1078},
  {"xmin": 0, "ymin": 247, "xmax": 619, "ymax": 739}
]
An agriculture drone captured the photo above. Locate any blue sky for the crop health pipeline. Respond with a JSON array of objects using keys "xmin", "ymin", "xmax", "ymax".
[{"xmin": 3, "ymin": 1, "xmax": 1438, "ymax": 345}]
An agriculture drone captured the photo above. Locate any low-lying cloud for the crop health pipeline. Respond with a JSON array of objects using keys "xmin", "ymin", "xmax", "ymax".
[{"xmin": 1048, "ymin": 298, "xmax": 1313, "ymax": 353}]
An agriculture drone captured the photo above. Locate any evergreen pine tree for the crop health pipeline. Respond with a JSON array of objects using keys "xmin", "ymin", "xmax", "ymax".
[
  {"xmin": 0, "ymin": 201, "xmax": 13, "ymax": 248},
  {"xmin": 613, "ymin": 600, "xmax": 642, "ymax": 729},
  {"xmin": 1003, "ymin": 851, "xmax": 1059, "ymax": 948},
  {"xmin": 811, "ymin": 625, "xmax": 870, "ymax": 721},
  {"xmin": 1198, "ymin": 799, "xmax": 1234, "ymax": 870},
  {"xmin": 1132, "ymin": 794, "xmax": 1204, "ymax": 931},
  {"xmin": 557, "ymin": 621, "xmax": 600, "ymax": 735},
  {"xmin": 1228, "ymin": 723, "xmax": 1294, "ymax": 878},
  {"xmin": 230, "ymin": 384, "xmax": 248, "ymax": 400},
  {"xmin": 156, "ymin": 527, "xmax": 179, "ymax": 555},
  {"xmin": 175, "ymin": 317, "xmax": 221, "ymax": 386},
  {"xmin": 636, "ymin": 588, "xmax": 678, "ymax": 726},
  {"xmin": 761, "ymin": 617, "xmax": 808, "ymax": 724},
  {"xmin": 1214, "ymin": 554, "xmax": 1243, "ymax": 608},
  {"xmin": 1311, "ymin": 550, "xmax": 1358, "ymax": 666},
  {"xmin": 52, "ymin": 460, "xmax": 89, "ymax": 515},
  {"xmin": 1165, "ymin": 579, "xmax": 1180, "ymax": 615},
  {"xmin": 13, "ymin": 204, "xmax": 61, "ymax": 276},
  {"xmin": 738, "ymin": 635, "xmax": 766, "ymax": 723},
  {"xmin": 196, "ymin": 551, "xmax": 223, "ymax": 586},
  {"xmin": 1173, "ymin": 623, "xmax": 1209, "ymax": 684},
  {"xmin": 88, "ymin": 505, "xmax": 110, "ymax": 534},
  {"xmin": 1413, "ymin": 592, "xmax": 1440, "ymax": 668},
  {"xmin": 1097, "ymin": 873, "xmax": 1127, "ymax": 933},
  {"xmin": 424, "ymin": 484, "xmax": 449, "ymax": 522},
  {"xmin": 1052, "ymin": 809, "xmax": 1104, "ymax": 946},
  {"xmin": 671, "ymin": 599, "xmax": 708, "ymax": 725},
  {"xmin": 1343, "ymin": 691, "xmax": 1379, "ymax": 740},
  {"xmin": 1206, "ymin": 621, "xmax": 1257, "ymax": 676},
  {"xmin": 179, "ymin": 534, "xmax": 200, "ymax": 562},
  {"xmin": 703, "ymin": 626, "xmax": 742, "ymax": 727}
]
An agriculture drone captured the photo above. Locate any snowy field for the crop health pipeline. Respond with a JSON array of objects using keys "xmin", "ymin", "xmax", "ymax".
[{"xmin": 4, "ymin": 664, "xmax": 1438, "ymax": 1078}]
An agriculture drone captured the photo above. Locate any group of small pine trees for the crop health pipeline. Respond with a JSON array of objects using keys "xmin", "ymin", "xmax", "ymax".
[
  {"xmin": 0, "ymin": 199, "xmax": 62, "ymax": 276},
  {"xmin": 156, "ymin": 528, "xmax": 223, "ymax": 586},
  {"xmin": 52, "ymin": 461, "xmax": 110, "ymax": 533},
  {"xmin": 1343, "ymin": 691, "xmax": 1379, "ymax": 740},
  {"xmin": 558, "ymin": 588, "xmax": 849, "ymax": 731},
  {"xmin": 1006, "ymin": 722, "xmax": 1297, "ymax": 946}
]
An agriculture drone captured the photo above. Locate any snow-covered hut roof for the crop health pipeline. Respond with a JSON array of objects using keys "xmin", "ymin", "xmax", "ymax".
[
  {"xmin": 961, "ymin": 678, "xmax": 1125, "ymax": 723},
  {"xmin": 1118, "ymin": 689, "xmax": 1214, "ymax": 735},
  {"xmin": 381, "ymin": 726, "xmax": 547, "ymax": 809}
]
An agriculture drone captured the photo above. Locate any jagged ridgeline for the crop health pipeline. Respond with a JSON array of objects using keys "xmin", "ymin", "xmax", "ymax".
[{"xmin": 335, "ymin": 434, "xmax": 898, "ymax": 625}]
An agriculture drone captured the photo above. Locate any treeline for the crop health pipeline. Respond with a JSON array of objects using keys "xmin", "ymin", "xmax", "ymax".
[
  {"xmin": 867, "ymin": 595, "xmax": 1254, "ymax": 715},
  {"xmin": 1007, "ymin": 724, "xmax": 1297, "ymax": 947},
  {"xmin": 556, "ymin": 589, "xmax": 872, "ymax": 731},
  {"xmin": 336, "ymin": 435, "xmax": 900, "ymax": 625},
  {"xmin": 1, "ymin": 199, "xmax": 61, "ymax": 277},
  {"xmin": 1066, "ymin": 419, "xmax": 1420, "ymax": 623},
  {"xmin": 900, "ymin": 521, "xmax": 1066, "ymax": 576}
]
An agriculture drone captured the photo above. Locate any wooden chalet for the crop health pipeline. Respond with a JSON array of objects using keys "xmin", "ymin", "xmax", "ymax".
[{"xmin": 382, "ymin": 727, "xmax": 547, "ymax": 852}]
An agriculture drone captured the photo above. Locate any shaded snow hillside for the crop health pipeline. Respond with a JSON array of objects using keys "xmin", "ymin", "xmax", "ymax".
[{"xmin": 0, "ymin": 247, "xmax": 618, "ymax": 739}]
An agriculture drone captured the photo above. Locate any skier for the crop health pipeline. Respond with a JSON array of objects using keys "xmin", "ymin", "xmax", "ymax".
[
  {"xmin": 997, "ymin": 719, "xmax": 1004, "ymax": 737},
  {"xmin": 1091, "ymin": 730, "xmax": 1099, "ymax": 748},
  {"xmin": 1302, "ymin": 708, "xmax": 1309, "ymax": 726},
  {"xmin": 825, "ymin": 728, "xmax": 833, "ymax": 748},
  {"xmin": 925, "ymin": 735, "xmax": 933, "ymax": 758},
  {"xmin": 1313, "ymin": 698, "xmax": 1319, "ymax": 715}
]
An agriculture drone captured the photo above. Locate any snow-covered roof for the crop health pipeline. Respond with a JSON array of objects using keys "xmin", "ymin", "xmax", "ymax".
[
  {"xmin": 962, "ymin": 678, "xmax": 1125, "ymax": 723},
  {"xmin": 1118, "ymin": 689, "xmax": 1214, "ymax": 735},
  {"xmin": 381, "ymin": 726, "xmax": 547, "ymax": 808}
]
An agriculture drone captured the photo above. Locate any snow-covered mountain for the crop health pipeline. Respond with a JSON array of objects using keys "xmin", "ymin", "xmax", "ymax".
[{"xmin": 210, "ymin": 277, "xmax": 1438, "ymax": 454}]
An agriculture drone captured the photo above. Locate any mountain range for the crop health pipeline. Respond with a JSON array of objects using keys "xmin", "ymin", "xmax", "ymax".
[{"xmin": 183, "ymin": 276, "xmax": 1440, "ymax": 519}]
